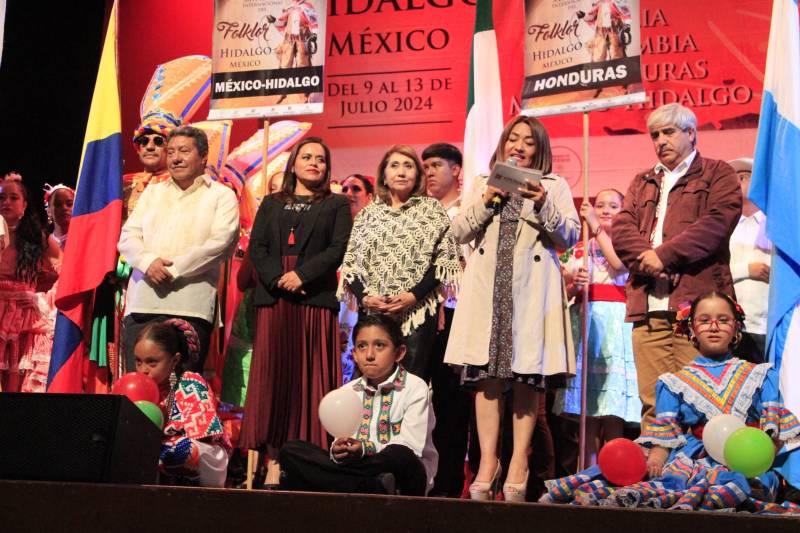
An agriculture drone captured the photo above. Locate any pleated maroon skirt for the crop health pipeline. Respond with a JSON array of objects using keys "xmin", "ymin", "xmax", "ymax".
[{"xmin": 239, "ymin": 256, "xmax": 341, "ymax": 451}]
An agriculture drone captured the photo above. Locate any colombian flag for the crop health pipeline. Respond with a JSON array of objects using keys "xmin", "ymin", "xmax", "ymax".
[{"xmin": 47, "ymin": 1, "xmax": 123, "ymax": 392}]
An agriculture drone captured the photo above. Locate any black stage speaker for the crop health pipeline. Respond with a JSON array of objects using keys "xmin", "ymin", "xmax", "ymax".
[{"xmin": 0, "ymin": 393, "xmax": 163, "ymax": 484}]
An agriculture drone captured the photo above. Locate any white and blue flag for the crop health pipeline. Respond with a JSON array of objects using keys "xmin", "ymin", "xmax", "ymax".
[{"xmin": 749, "ymin": 0, "xmax": 800, "ymax": 416}]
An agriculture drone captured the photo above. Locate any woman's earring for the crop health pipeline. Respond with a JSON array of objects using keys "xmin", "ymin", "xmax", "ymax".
[{"xmin": 169, "ymin": 371, "xmax": 177, "ymax": 390}]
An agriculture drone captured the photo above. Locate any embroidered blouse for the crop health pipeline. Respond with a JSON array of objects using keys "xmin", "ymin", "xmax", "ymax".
[
  {"xmin": 162, "ymin": 371, "xmax": 231, "ymax": 449},
  {"xmin": 637, "ymin": 356, "xmax": 800, "ymax": 452},
  {"xmin": 337, "ymin": 365, "xmax": 438, "ymax": 491}
]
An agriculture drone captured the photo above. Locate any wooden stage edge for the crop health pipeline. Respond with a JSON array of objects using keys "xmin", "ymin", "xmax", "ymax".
[{"xmin": 0, "ymin": 480, "xmax": 798, "ymax": 533}]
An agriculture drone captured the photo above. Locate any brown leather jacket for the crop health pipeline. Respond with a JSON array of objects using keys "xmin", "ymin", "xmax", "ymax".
[{"xmin": 612, "ymin": 153, "xmax": 742, "ymax": 322}]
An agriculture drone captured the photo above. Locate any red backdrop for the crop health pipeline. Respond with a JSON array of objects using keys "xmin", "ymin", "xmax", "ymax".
[{"xmin": 119, "ymin": 0, "xmax": 770, "ymax": 182}]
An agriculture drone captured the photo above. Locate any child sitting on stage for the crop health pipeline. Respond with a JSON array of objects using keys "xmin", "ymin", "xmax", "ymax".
[
  {"xmin": 279, "ymin": 314, "xmax": 438, "ymax": 496},
  {"xmin": 541, "ymin": 291, "xmax": 800, "ymax": 513},
  {"xmin": 134, "ymin": 319, "xmax": 231, "ymax": 487}
]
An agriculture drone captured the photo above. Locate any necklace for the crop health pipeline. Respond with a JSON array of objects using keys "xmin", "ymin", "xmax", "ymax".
[{"xmin": 286, "ymin": 200, "xmax": 310, "ymax": 245}]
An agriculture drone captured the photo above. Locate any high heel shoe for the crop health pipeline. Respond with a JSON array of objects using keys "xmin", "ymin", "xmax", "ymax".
[
  {"xmin": 502, "ymin": 470, "xmax": 529, "ymax": 503},
  {"xmin": 469, "ymin": 461, "xmax": 502, "ymax": 501}
]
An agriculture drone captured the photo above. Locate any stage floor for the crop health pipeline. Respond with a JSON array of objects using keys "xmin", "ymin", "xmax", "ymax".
[{"xmin": 1, "ymin": 480, "xmax": 798, "ymax": 532}]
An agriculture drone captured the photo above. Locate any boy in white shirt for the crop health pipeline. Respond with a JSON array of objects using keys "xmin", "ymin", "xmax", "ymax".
[{"xmin": 279, "ymin": 314, "xmax": 437, "ymax": 495}]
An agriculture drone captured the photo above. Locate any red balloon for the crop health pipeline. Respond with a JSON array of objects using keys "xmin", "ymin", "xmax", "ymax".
[
  {"xmin": 111, "ymin": 373, "xmax": 160, "ymax": 404},
  {"xmin": 598, "ymin": 438, "xmax": 648, "ymax": 486}
]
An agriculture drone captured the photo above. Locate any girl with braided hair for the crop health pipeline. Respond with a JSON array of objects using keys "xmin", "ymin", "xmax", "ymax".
[
  {"xmin": 0, "ymin": 173, "xmax": 61, "ymax": 392},
  {"xmin": 134, "ymin": 319, "xmax": 231, "ymax": 487}
]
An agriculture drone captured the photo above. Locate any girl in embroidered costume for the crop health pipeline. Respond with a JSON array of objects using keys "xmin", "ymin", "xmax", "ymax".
[
  {"xmin": 554, "ymin": 189, "xmax": 642, "ymax": 467},
  {"xmin": 339, "ymin": 145, "xmax": 462, "ymax": 382},
  {"xmin": 0, "ymin": 173, "xmax": 61, "ymax": 393},
  {"xmin": 541, "ymin": 292, "xmax": 800, "ymax": 513},
  {"xmin": 279, "ymin": 314, "xmax": 437, "ymax": 496},
  {"xmin": 134, "ymin": 319, "xmax": 230, "ymax": 487}
]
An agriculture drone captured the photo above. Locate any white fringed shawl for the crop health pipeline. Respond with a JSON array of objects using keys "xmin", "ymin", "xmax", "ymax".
[{"xmin": 339, "ymin": 196, "xmax": 462, "ymax": 335}]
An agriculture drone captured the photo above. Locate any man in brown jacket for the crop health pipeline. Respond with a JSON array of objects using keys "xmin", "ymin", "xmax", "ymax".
[{"xmin": 612, "ymin": 103, "xmax": 742, "ymax": 428}]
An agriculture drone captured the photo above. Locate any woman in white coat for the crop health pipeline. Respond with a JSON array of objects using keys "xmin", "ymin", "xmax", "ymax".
[{"xmin": 445, "ymin": 116, "xmax": 578, "ymax": 501}]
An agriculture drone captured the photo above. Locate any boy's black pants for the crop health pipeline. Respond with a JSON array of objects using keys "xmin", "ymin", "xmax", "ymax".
[{"xmin": 279, "ymin": 440, "xmax": 427, "ymax": 496}]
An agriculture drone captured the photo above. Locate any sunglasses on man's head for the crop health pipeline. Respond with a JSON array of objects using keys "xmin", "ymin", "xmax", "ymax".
[
  {"xmin": 135, "ymin": 135, "xmax": 166, "ymax": 147},
  {"xmin": 342, "ymin": 184, "xmax": 362, "ymax": 193}
]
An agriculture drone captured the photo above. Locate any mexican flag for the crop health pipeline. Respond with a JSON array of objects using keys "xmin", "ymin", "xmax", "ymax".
[{"xmin": 461, "ymin": 0, "xmax": 519, "ymax": 197}]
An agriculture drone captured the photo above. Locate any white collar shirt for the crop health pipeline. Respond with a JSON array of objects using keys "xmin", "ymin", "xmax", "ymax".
[
  {"xmin": 340, "ymin": 365, "xmax": 438, "ymax": 493},
  {"xmin": 729, "ymin": 210, "xmax": 771, "ymax": 334},
  {"xmin": 118, "ymin": 174, "xmax": 239, "ymax": 323}
]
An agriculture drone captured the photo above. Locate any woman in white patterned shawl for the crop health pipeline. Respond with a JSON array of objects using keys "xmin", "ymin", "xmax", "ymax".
[{"xmin": 339, "ymin": 145, "xmax": 461, "ymax": 382}]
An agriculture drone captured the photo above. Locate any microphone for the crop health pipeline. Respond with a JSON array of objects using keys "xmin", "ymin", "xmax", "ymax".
[{"xmin": 492, "ymin": 158, "xmax": 517, "ymax": 207}]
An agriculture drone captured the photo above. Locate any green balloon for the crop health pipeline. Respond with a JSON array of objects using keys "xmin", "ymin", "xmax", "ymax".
[
  {"xmin": 135, "ymin": 400, "xmax": 164, "ymax": 429},
  {"xmin": 723, "ymin": 427, "xmax": 775, "ymax": 478}
]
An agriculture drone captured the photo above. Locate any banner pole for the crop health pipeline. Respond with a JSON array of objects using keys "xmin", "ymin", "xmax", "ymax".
[
  {"xmin": 578, "ymin": 111, "xmax": 591, "ymax": 472},
  {"xmin": 260, "ymin": 118, "xmax": 271, "ymax": 197},
  {"xmin": 246, "ymin": 118, "xmax": 271, "ymax": 488}
]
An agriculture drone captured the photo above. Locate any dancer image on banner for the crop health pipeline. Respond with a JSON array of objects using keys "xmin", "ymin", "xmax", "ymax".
[
  {"xmin": 576, "ymin": 0, "xmax": 632, "ymax": 99},
  {"xmin": 577, "ymin": 0, "xmax": 632, "ymax": 63},
  {"xmin": 268, "ymin": 0, "xmax": 319, "ymax": 70}
]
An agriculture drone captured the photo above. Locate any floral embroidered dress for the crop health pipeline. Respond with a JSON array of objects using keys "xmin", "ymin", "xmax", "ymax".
[
  {"xmin": 159, "ymin": 371, "xmax": 231, "ymax": 487},
  {"xmin": 554, "ymin": 239, "xmax": 641, "ymax": 423},
  {"xmin": 542, "ymin": 356, "xmax": 800, "ymax": 514}
]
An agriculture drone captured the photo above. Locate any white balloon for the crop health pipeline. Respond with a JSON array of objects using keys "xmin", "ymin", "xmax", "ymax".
[
  {"xmin": 703, "ymin": 414, "xmax": 746, "ymax": 464},
  {"xmin": 318, "ymin": 388, "xmax": 363, "ymax": 438}
]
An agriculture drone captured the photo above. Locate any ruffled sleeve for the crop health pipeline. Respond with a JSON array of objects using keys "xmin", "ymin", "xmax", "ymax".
[
  {"xmin": 636, "ymin": 380, "xmax": 687, "ymax": 449},
  {"xmin": 754, "ymin": 366, "xmax": 800, "ymax": 442}
]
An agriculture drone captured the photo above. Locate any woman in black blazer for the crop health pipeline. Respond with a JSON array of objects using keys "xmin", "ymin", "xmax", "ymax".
[{"xmin": 240, "ymin": 137, "xmax": 352, "ymax": 486}]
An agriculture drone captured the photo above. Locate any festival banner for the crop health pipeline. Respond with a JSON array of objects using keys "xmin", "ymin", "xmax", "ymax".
[
  {"xmin": 522, "ymin": 0, "xmax": 647, "ymax": 117},
  {"xmin": 313, "ymin": 0, "xmax": 484, "ymax": 149},
  {"xmin": 118, "ymin": 0, "xmax": 772, "ymax": 171},
  {"xmin": 209, "ymin": 0, "xmax": 326, "ymax": 119}
]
